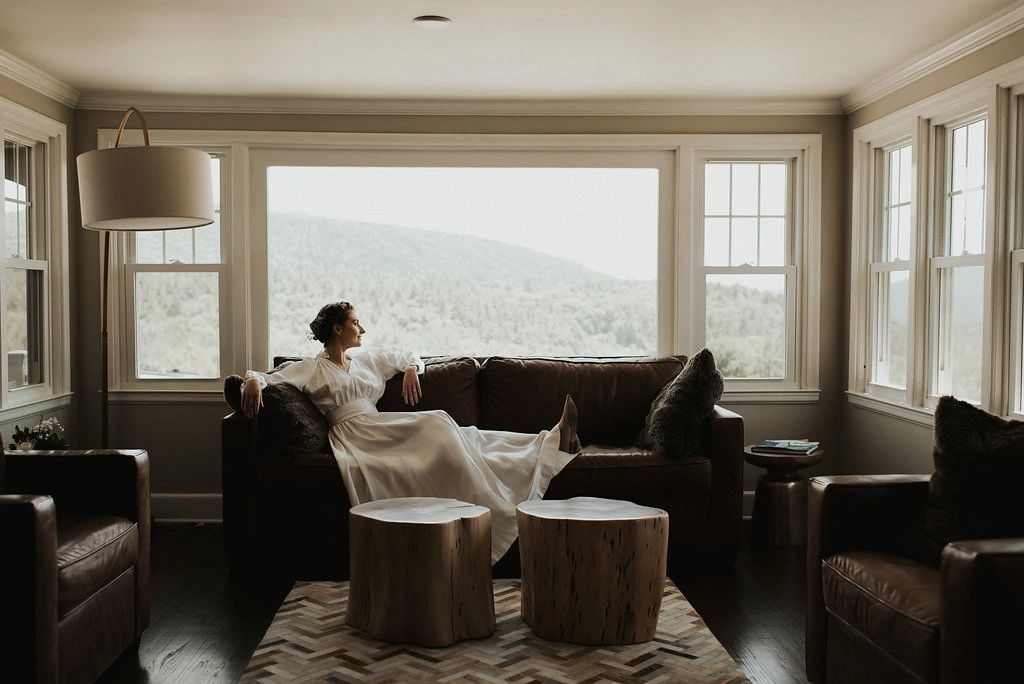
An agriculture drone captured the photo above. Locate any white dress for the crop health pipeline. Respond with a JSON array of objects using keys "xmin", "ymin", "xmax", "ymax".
[{"xmin": 246, "ymin": 350, "xmax": 576, "ymax": 563}]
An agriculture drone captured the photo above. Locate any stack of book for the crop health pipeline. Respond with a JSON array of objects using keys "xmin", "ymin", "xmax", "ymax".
[{"xmin": 750, "ymin": 439, "xmax": 820, "ymax": 455}]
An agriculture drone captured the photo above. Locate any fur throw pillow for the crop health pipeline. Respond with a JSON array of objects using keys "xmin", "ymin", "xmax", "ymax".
[
  {"xmin": 637, "ymin": 348, "xmax": 724, "ymax": 460},
  {"xmin": 923, "ymin": 396, "xmax": 1024, "ymax": 565},
  {"xmin": 223, "ymin": 367, "xmax": 328, "ymax": 462}
]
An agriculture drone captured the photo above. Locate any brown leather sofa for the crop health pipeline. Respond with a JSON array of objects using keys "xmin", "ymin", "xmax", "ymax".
[
  {"xmin": 222, "ymin": 355, "xmax": 744, "ymax": 579},
  {"xmin": 806, "ymin": 475, "xmax": 1024, "ymax": 684},
  {"xmin": 0, "ymin": 450, "xmax": 150, "ymax": 684}
]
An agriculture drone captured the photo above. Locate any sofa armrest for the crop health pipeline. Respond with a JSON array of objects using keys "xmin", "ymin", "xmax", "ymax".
[
  {"xmin": 706, "ymin": 405, "xmax": 744, "ymax": 560},
  {"xmin": 222, "ymin": 412, "xmax": 256, "ymax": 566},
  {"xmin": 941, "ymin": 538, "xmax": 1024, "ymax": 683},
  {"xmin": 0, "ymin": 495, "xmax": 59, "ymax": 682},
  {"xmin": 805, "ymin": 474, "xmax": 930, "ymax": 683}
]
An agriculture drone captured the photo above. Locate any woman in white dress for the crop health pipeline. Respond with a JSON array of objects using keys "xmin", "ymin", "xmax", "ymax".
[{"xmin": 240, "ymin": 301, "xmax": 580, "ymax": 563}]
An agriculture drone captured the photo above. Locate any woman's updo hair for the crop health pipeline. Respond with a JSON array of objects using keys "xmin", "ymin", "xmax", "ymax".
[{"xmin": 309, "ymin": 301, "xmax": 354, "ymax": 345}]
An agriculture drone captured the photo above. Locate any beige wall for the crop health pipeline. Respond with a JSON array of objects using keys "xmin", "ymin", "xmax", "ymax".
[
  {"xmin": 839, "ymin": 26, "xmax": 1024, "ymax": 476},
  {"xmin": 71, "ymin": 110, "xmax": 847, "ymax": 512}
]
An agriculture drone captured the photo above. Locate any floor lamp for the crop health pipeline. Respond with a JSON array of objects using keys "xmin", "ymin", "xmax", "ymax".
[{"xmin": 77, "ymin": 107, "xmax": 213, "ymax": 447}]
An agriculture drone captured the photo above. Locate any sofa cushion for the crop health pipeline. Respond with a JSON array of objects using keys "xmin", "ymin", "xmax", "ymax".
[
  {"xmin": 478, "ymin": 356, "xmax": 685, "ymax": 446},
  {"xmin": 378, "ymin": 357, "xmax": 480, "ymax": 426},
  {"xmin": 56, "ymin": 516, "xmax": 138, "ymax": 617},
  {"xmin": 924, "ymin": 396, "xmax": 1024, "ymax": 566},
  {"xmin": 546, "ymin": 444, "xmax": 711, "ymax": 499},
  {"xmin": 822, "ymin": 550, "xmax": 940, "ymax": 683},
  {"xmin": 638, "ymin": 348, "xmax": 724, "ymax": 460}
]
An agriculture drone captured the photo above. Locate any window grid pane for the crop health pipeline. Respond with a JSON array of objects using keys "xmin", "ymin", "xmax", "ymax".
[
  {"xmin": 6, "ymin": 266, "xmax": 45, "ymax": 389},
  {"xmin": 4, "ymin": 139, "xmax": 33, "ymax": 259},
  {"xmin": 936, "ymin": 264, "xmax": 984, "ymax": 403},
  {"xmin": 872, "ymin": 269, "xmax": 909, "ymax": 389},
  {"xmin": 703, "ymin": 161, "xmax": 787, "ymax": 267},
  {"xmin": 882, "ymin": 144, "xmax": 912, "ymax": 262},
  {"xmin": 706, "ymin": 273, "xmax": 786, "ymax": 379},
  {"xmin": 946, "ymin": 120, "xmax": 987, "ymax": 256},
  {"xmin": 135, "ymin": 271, "xmax": 220, "ymax": 378}
]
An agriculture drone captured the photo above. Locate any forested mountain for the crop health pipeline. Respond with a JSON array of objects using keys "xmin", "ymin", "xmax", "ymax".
[{"xmin": 131, "ymin": 212, "xmax": 790, "ymax": 379}]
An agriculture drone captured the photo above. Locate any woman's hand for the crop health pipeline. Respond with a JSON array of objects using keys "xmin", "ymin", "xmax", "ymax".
[
  {"xmin": 402, "ymin": 367, "xmax": 422, "ymax": 406},
  {"xmin": 241, "ymin": 377, "xmax": 264, "ymax": 418}
]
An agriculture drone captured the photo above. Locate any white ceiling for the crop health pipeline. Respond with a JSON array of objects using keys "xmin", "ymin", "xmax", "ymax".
[{"xmin": 0, "ymin": 0, "xmax": 1019, "ymax": 102}]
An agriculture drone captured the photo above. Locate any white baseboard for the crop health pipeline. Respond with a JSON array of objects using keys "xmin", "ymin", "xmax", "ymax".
[{"xmin": 152, "ymin": 493, "xmax": 222, "ymax": 523}]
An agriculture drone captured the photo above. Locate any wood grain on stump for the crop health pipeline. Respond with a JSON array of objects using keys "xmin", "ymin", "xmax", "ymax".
[
  {"xmin": 346, "ymin": 497, "xmax": 495, "ymax": 647},
  {"xmin": 517, "ymin": 496, "xmax": 669, "ymax": 645}
]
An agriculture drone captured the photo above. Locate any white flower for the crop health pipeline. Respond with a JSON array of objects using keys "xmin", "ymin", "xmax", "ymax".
[{"xmin": 17, "ymin": 441, "xmax": 33, "ymax": 451}]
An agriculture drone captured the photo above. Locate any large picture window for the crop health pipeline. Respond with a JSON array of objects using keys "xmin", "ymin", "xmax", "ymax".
[{"xmin": 264, "ymin": 163, "xmax": 661, "ymax": 359}]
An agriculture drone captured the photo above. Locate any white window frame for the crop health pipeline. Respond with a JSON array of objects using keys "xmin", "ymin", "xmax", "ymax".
[
  {"xmin": 98, "ymin": 129, "xmax": 235, "ymax": 394},
  {"xmin": 692, "ymin": 153, "xmax": 805, "ymax": 391},
  {"xmin": 102, "ymin": 130, "xmax": 821, "ymax": 404},
  {"xmin": 848, "ymin": 57, "xmax": 1024, "ymax": 423},
  {"xmin": 0, "ymin": 97, "xmax": 70, "ymax": 417}
]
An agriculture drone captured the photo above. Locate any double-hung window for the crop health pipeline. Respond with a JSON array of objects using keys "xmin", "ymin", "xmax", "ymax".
[
  {"xmin": 694, "ymin": 148, "xmax": 818, "ymax": 395},
  {"xmin": 121, "ymin": 151, "xmax": 229, "ymax": 388},
  {"xmin": 0, "ymin": 100, "xmax": 68, "ymax": 411}
]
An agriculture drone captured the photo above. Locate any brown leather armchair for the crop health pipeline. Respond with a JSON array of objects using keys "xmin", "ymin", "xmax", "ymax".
[
  {"xmin": 0, "ymin": 450, "xmax": 151, "ymax": 684},
  {"xmin": 806, "ymin": 475, "xmax": 1024, "ymax": 684}
]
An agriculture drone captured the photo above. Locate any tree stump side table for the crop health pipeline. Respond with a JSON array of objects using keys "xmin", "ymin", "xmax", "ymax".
[
  {"xmin": 517, "ymin": 496, "xmax": 669, "ymax": 645},
  {"xmin": 346, "ymin": 497, "xmax": 495, "ymax": 647},
  {"xmin": 744, "ymin": 446, "xmax": 825, "ymax": 547}
]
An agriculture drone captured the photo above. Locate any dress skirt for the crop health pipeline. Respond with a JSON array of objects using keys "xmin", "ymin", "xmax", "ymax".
[{"xmin": 329, "ymin": 406, "xmax": 576, "ymax": 563}]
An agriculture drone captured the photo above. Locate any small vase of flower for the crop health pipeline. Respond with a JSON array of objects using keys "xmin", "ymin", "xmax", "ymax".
[{"xmin": 7, "ymin": 418, "xmax": 71, "ymax": 451}]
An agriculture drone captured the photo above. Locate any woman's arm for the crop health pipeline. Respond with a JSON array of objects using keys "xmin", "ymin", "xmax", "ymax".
[
  {"xmin": 366, "ymin": 351, "xmax": 424, "ymax": 406},
  {"xmin": 240, "ymin": 358, "xmax": 316, "ymax": 417}
]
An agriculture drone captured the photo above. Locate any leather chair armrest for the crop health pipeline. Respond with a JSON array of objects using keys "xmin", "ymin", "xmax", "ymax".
[
  {"xmin": 941, "ymin": 538, "xmax": 1024, "ymax": 683},
  {"xmin": 0, "ymin": 495, "xmax": 59, "ymax": 682},
  {"xmin": 805, "ymin": 474, "xmax": 930, "ymax": 683},
  {"xmin": 5, "ymin": 449, "xmax": 151, "ymax": 635},
  {"xmin": 706, "ymin": 405, "xmax": 744, "ymax": 560}
]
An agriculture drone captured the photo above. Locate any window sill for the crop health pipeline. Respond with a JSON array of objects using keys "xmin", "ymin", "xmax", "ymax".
[
  {"xmin": 720, "ymin": 389, "xmax": 820, "ymax": 405},
  {"xmin": 0, "ymin": 392, "xmax": 74, "ymax": 423},
  {"xmin": 846, "ymin": 391, "xmax": 935, "ymax": 427}
]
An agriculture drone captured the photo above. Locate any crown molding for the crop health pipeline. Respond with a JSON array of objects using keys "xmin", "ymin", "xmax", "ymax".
[
  {"xmin": 843, "ymin": 0, "xmax": 1024, "ymax": 113},
  {"xmin": 0, "ymin": 48, "xmax": 79, "ymax": 108},
  {"xmin": 75, "ymin": 91, "xmax": 843, "ymax": 117}
]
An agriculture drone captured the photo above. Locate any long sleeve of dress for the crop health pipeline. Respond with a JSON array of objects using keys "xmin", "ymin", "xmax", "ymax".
[
  {"xmin": 244, "ymin": 358, "xmax": 316, "ymax": 391},
  {"xmin": 365, "ymin": 350, "xmax": 424, "ymax": 379}
]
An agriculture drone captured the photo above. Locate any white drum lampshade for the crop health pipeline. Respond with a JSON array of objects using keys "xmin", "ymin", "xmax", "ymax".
[{"xmin": 77, "ymin": 145, "xmax": 214, "ymax": 230}]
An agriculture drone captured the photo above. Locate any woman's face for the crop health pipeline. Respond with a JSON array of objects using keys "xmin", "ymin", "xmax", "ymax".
[{"xmin": 333, "ymin": 310, "xmax": 365, "ymax": 349}]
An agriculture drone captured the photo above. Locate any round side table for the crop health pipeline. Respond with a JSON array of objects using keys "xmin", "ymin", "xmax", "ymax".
[{"xmin": 744, "ymin": 446, "xmax": 824, "ymax": 547}]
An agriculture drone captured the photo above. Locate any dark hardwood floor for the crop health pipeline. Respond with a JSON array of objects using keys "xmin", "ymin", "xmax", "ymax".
[{"xmin": 101, "ymin": 523, "xmax": 808, "ymax": 683}]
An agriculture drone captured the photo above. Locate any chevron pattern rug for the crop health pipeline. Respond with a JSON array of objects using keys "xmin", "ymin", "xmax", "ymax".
[{"xmin": 244, "ymin": 579, "xmax": 748, "ymax": 683}]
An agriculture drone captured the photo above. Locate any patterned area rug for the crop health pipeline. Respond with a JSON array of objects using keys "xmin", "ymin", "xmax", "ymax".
[{"xmin": 244, "ymin": 580, "xmax": 748, "ymax": 683}]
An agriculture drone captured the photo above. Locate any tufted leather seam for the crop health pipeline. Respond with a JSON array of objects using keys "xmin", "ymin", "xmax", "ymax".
[
  {"xmin": 823, "ymin": 557, "xmax": 939, "ymax": 631},
  {"xmin": 58, "ymin": 522, "xmax": 136, "ymax": 571}
]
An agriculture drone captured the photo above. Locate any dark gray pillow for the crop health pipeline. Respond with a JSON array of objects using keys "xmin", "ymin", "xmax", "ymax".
[
  {"xmin": 223, "ymin": 367, "xmax": 328, "ymax": 463},
  {"xmin": 922, "ymin": 396, "xmax": 1024, "ymax": 566},
  {"xmin": 637, "ymin": 349, "xmax": 724, "ymax": 460}
]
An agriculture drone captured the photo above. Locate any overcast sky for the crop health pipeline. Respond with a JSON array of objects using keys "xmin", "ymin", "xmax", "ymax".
[{"xmin": 267, "ymin": 166, "xmax": 659, "ymax": 280}]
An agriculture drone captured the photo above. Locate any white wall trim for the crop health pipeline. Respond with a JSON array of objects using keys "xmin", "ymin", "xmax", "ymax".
[
  {"xmin": 151, "ymin": 493, "xmax": 223, "ymax": 522},
  {"xmin": 0, "ymin": 392, "xmax": 72, "ymax": 424},
  {"xmin": 843, "ymin": 0, "xmax": 1024, "ymax": 113},
  {"xmin": 76, "ymin": 92, "xmax": 843, "ymax": 117},
  {"xmin": 721, "ymin": 389, "xmax": 820, "ymax": 405},
  {"xmin": 847, "ymin": 391, "xmax": 935, "ymax": 427},
  {"xmin": 0, "ymin": 48, "xmax": 79, "ymax": 108},
  {"xmin": 108, "ymin": 390, "xmax": 227, "ymax": 405}
]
